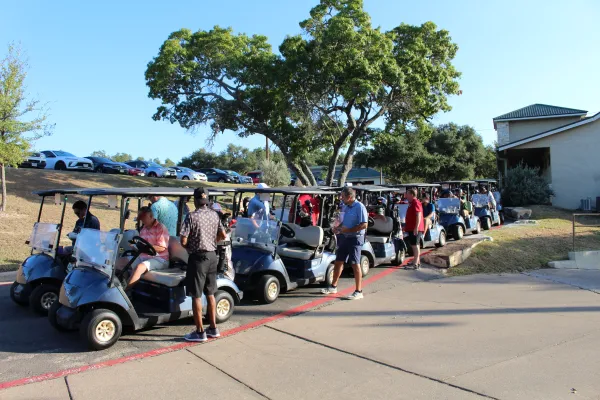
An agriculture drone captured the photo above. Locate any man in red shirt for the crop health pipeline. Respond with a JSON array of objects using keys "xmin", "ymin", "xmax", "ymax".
[{"xmin": 404, "ymin": 189, "xmax": 424, "ymax": 269}]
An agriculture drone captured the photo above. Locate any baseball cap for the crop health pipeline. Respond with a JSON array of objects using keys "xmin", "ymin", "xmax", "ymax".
[
  {"xmin": 194, "ymin": 187, "xmax": 210, "ymax": 206},
  {"xmin": 256, "ymin": 183, "xmax": 269, "ymax": 189}
]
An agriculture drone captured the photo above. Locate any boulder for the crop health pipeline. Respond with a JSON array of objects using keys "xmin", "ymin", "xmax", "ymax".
[{"xmin": 504, "ymin": 207, "xmax": 532, "ymax": 220}]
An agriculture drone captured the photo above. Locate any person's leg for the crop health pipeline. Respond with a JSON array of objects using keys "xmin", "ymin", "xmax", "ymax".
[
  {"xmin": 204, "ymin": 252, "xmax": 219, "ymax": 331},
  {"xmin": 351, "ymin": 263, "xmax": 362, "ymax": 291},
  {"xmin": 185, "ymin": 254, "xmax": 208, "ymax": 341},
  {"xmin": 413, "ymin": 237, "xmax": 422, "ymax": 265},
  {"xmin": 126, "ymin": 262, "xmax": 149, "ymax": 289},
  {"xmin": 345, "ymin": 238, "xmax": 363, "ymax": 299},
  {"xmin": 192, "ymin": 296, "xmax": 204, "ymax": 332},
  {"xmin": 331, "ymin": 260, "xmax": 345, "ymax": 287}
]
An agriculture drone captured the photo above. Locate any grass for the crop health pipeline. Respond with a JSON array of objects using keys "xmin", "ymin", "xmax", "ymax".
[
  {"xmin": 450, "ymin": 205, "xmax": 600, "ymax": 276},
  {"xmin": 0, "ymin": 168, "xmax": 248, "ymax": 272}
]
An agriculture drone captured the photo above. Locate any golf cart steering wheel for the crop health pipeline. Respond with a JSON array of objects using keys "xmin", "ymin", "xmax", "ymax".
[
  {"xmin": 280, "ymin": 223, "xmax": 296, "ymax": 239},
  {"xmin": 368, "ymin": 217, "xmax": 375, "ymax": 228},
  {"xmin": 130, "ymin": 236, "xmax": 157, "ymax": 256}
]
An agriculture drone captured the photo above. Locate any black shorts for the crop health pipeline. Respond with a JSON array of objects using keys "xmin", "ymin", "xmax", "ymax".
[
  {"xmin": 406, "ymin": 231, "xmax": 424, "ymax": 246},
  {"xmin": 186, "ymin": 251, "xmax": 218, "ymax": 298}
]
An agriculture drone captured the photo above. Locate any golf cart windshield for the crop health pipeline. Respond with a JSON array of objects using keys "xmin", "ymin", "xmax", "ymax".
[
  {"xmin": 73, "ymin": 228, "xmax": 121, "ymax": 277},
  {"xmin": 394, "ymin": 204, "xmax": 409, "ymax": 223},
  {"xmin": 27, "ymin": 222, "xmax": 59, "ymax": 253},
  {"xmin": 436, "ymin": 198, "xmax": 461, "ymax": 214},
  {"xmin": 232, "ymin": 217, "xmax": 280, "ymax": 251},
  {"xmin": 471, "ymin": 194, "xmax": 489, "ymax": 208}
]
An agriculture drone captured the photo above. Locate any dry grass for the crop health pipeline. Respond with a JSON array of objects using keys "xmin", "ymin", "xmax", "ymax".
[
  {"xmin": 450, "ymin": 205, "xmax": 600, "ymax": 276},
  {"xmin": 0, "ymin": 168, "xmax": 244, "ymax": 272}
]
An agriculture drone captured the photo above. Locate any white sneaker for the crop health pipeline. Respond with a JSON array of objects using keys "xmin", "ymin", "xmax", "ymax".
[
  {"xmin": 345, "ymin": 291, "xmax": 364, "ymax": 300},
  {"xmin": 321, "ymin": 286, "xmax": 338, "ymax": 294}
]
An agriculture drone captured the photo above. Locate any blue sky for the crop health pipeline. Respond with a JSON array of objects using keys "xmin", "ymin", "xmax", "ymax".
[{"xmin": 2, "ymin": 0, "xmax": 599, "ymax": 163}]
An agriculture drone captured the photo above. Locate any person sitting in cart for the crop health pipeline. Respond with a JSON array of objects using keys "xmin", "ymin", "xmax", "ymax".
[
  {"xmin": 57, "ymin": 200, "xmax": 100, "ymax": 256},
  {"xmin": 125, "ymin": 206, "xmax": 170, "ymax": 290},
  {"xmin": 481, "ymin": 186, "xmax": 497, "ymax": 210},
  {"xmin": 455, "ymin": 189, "xmax": 472, "ymax": 219}
]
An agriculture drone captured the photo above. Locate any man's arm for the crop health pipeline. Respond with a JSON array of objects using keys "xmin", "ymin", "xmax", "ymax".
[
  {"xmin": 341, "ymin": 222, "xmax": 368, "ymax": 234},
  {"xmin": 414, "ymin": 212, "xmax": 422, "ymax": 234},
  {"xmin": 181, "ymin": 236, "xmax": 188, "ymax": 247}
]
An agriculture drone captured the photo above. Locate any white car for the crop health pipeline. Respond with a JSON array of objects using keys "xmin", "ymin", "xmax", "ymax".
[
  {"xmin": 175, "ymin": 166, "xmax": 207, "ymax": 181},
  {"xmin": 41, "ymin": 150, "xmax": 94, "ymax": 171}
]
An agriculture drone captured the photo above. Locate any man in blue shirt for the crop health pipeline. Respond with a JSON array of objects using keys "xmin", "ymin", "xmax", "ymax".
[
  {"xmin": 148, "ymin": 195, "xmax": 178, "ymax": 236},
  {"xmin": 247, "ymin": 183, "xmax": 271, "ymax": 220},
  {"xmin": 321, "ymin": 186, "xmax": 368, "ymax": 300}
]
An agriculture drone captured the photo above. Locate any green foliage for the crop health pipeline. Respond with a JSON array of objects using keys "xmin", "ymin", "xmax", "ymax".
[
  {"xmin": 112, "ymin": 152, "xmax": 133, "ymax": 163},
  {"xmin": 0, "ymin": 44, "xmax": 53, "ymax": 211},
  {"xmin": 163, "ymin": 158, "xmax": 175, "ymax": 167},
  {"xmin": 260, "ymin": 159, "xmax": 291, "ymax": 187},
  {"xmin": 179, "ymin": 146, "xmax": 285, "ymax": 173},
  {"xmin": 502, "ymin": 164, "xmax": 553, "ymax": 207},
  {"xmin": 90, "ymin": 150, "xmax": 109, "ymax": 158}
]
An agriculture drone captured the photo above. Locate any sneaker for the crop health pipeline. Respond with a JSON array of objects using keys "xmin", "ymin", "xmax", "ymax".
[
  {"xmin": 321, "ymin": 286, "xmax": 338, "ymax": 295},
  {"xmin": 206, "ymin": 327, "xmax": 220, "ymax": 338},
  {"xmin": 345, "ymin": 291, "xmax": 364, "ymax": 300},
  {"xmin": 184, "ymin": 330, "xmax": 207, "ymax": 342}
]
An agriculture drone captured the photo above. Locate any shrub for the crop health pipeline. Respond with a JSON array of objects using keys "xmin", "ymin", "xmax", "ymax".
[
  {"xmin": 260, "ymin": 159, "xmax": 291, "ymax": 187},
  {"xmin": 502, "ymin": 163, "xmax": 553, "ymax": 206}
]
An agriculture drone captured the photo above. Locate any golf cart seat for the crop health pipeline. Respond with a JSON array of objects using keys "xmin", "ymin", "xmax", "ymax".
[
  {"xmin": 277, "ymin": 223, "xmax": 324, "ymax": 260},
  {"xmin": 366, "ymin": 217, "xmax": 394, "ymax": 243},
  {"xmin": 140, "ymin": 237, "xmax": 189, "ymax": 287},
  {"xmin": 119, "ymin": 229, "xmax": 139, "ymax": 253}
]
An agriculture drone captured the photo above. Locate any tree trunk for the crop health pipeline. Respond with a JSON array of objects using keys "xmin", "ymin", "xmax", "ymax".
[
  {"xmin": 326, "ymin": 146, "xmax": 341, "ymax": 186},
  {"xmin": 300, "ymin": 161, "xmax": 317, "ymax": 186},
  {"xmin": 338, "ymin": 131, "xmax": 362, "ymax": 187},
  {"xmin": 0, "ymin": 163, "xmax": 6, "ymax": 212},
  {"xmin": 288, "ymin": 161, "xmax": 309, "ymax": 186}
]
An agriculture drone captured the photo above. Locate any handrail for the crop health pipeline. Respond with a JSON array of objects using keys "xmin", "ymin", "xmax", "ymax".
[{"xmin": 572, "ymin": 213, "xmax": 600, "ymax": 252}]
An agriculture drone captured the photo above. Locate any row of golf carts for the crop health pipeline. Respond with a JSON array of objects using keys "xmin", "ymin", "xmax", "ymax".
[{"xmin": 9, "ymin": 181, "xmax": 502, "ymax": 350}]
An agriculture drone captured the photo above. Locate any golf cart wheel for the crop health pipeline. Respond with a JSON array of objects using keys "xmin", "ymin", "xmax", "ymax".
[
  {"xmin": 481, "ymin": 217, "xmax": 491, "ymax": 230},
  {"xmin": 395, "ymin": 249, "xmax": 406, "ymax": 265},
  {"xmin": 452, "ymin": 225, "xmax": 464, "ymax": 241},
  {"xmin": 30, "ymin": 284, "xmax": 59, "ymax": 316},
  {"xmin": 214, "ymin": 290, "xmax": 235, "ymax": 323},
  {"xmin": 148, "ymin": 172, "xmax": 157, "ymax": 178},
  {"xmin": 499, "ymin": 213, "xmax": 505, "ymax": 225},
  {"xmin": 436, "ymin": 231, "xmax": 447, "ymax": 248},
  {"xmin": 54, "ymin": 161, "xmax": 66, "ymax": 171},
  {"xmin": 257, "ymin": 275, "xmax": 280, "ymax": 304},
  {"xmin": 324, "ymin": 264, "xmax": 335, "ymax": 286},
  {"xmin": 474, "ymin": 220, "xmax": 482, "ymax": 234},
  {"xmin": 48, "ymin": 301, "xmax": 75, "ymax": 332},
  {"xmin": 81, "ymin": 309, "xmax": 122, "ymax": 351},
  {"xmin": 360, "ymin": 254, "xmax": 370, "ymax": 277},
  {"xmin": 10, "ymin": 282, "xmax": 28, "ymax": 306}
]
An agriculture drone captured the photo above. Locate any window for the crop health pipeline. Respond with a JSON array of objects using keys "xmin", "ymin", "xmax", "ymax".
[
  {"xmin": 42, "ymin": 151, "xmax": 55, "ymax": 158},
  {"xmin": 53, "ymin": 151, "xmax": 76, "ymax": 157}
]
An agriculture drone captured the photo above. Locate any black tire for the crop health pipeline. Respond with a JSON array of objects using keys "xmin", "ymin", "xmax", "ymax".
[
  {"xmin": 474, "ymin": 220, "xmax": 482, "ymax": 234},
  {"xmin": 148, "ymin": 172, "xmax": 157, "ymax": 178},
  {"xmin": 256, "ymin": 275, "xmax": 280, "ymax": 304},
  {"xmin": 435, "ymin": 231, "xmax": 447, "ymax": 248},
  {"xmin": 214, "ymin": 290, "xmax": 235, "ymax": 323},
  {"xmin": 324, "ymin": 264, "xmax": 335, "ymax": 286},
  {"xmin": 10, "ymin": 282, "xmax": 28, "ymax": 306},
  {"xmin": 360, "ymin": 254, "xmax": 370, "ymax": 277},
  {"xmin": 452, "ymin": 225, "xmax": 464, "ymax": 241},
  {"xmin": 54, "ymin": 162, "xmax": 66, "ymax": 171},
  {"xmin": 80, "ymin": 309, "xmax": 122, "ymax": 351},
  {"xmin": 218, "ymin": 178, "xmax": 225, "ymax": 183},
  {"xmin": 499, "ymin": 212, "xmax": 505, "ymax": 225},
  {"xmin": 395, "ymin": 248, "xmax": 406, "ymax": 265},
  {"xmin": 481, "ymin": 217, "xmax": 491, "ymax": 231},
  {"xmin": 48, "ymin": 301, "xmax": 75, "ymax": 332},
  {"xmin": 182, "ymin": 175, "xmax": 190, "ymax": 180},
  {"xmin": 29, "ymin": 284, "xmax": 59, "ymax": 316}
]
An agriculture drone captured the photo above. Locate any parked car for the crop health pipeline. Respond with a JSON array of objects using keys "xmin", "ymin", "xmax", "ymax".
[
  {"xmin": 246, "ymin": 170, "xmax": 262, "ymax": 184},
  {"xmin": 87, "ymin": 156, "xmax": 127, "ymax": 174},
  {"xmin": 224, "ymin": 170, "xmax": 253, "ymax": 184},
  {"xmin": 117, "ymin": 163, "xmax": 145, "ymax": 176},
  {"xmin": 174, "ymin": 166, "xmax": 207, "ymax": 181},
  {"xmin": 195, "ymin": 168, "xmax": 234, "ymax": 183},
  {"xmin": 41, "ymin": 151, "xmax": 94, "ymax": 171},
  {"xmin": 20, "ymin": 152, "xmax": 46, "ymax": 169},
  {"xmin": 125, "ymin": 160, "xmax": 176, "ymax": 178}
]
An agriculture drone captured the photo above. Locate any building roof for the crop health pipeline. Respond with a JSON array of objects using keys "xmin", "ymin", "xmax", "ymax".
[
  {"xmin": 309, "ymin": 166, "xmax": 382, "ymax": 180},
  {"xmin": 498, "ymin": 111, "xmax": 600, "ymax": 151},
  {"xmin": 493, "ymin": 104, "xmax": 587, "ymax": 122}
]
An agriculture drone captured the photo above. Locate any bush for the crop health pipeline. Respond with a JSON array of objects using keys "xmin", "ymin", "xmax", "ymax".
[
  {"xmin": 502, "ymin": 163, "xmax": 553, "ymax": 206},
  {"xmin": 260, "ymin": 159, "xmax": 291, "ymax": 187}
]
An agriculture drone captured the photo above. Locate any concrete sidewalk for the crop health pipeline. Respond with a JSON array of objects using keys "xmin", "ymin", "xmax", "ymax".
[{"xmin": 4, "ymin": 271, "xmax": 600, "ymax": 400}]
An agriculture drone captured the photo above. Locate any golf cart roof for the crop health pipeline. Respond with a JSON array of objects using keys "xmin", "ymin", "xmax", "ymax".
[
  {"xmin": 398, "ymin": 183, "xmax": 441, "ymax": 188},
  {"xmin": 436, "ymin": 180, "xmax": 477, "ymax": 185},
  {"xmin": 78, "ymin": 187, "xmax": 226, "ymax": 197},
  {"xmin": 475, "ymin": 179, "xmax": 497, "ymax": 184},
  {"xmin": 346, "ymin": 185, "xmax": 401, "ymax": 193},
  {"xmin": 33, "ymin": 188, "xmax": 84, "ymax": 196},
  {"xmin": 234, "ymin": 187, "xmax": 336, "ymax": 195}
]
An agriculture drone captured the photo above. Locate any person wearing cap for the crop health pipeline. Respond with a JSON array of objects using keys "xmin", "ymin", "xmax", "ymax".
[
  {"xmin": 180, "ymin": 188, "xmax": 226, "ymax": 342},
  {"xmin": 148, "ymin": 194, "xmax": 178, "ymax": 236}
]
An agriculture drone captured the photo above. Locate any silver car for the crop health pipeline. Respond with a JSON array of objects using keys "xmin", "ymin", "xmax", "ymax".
[
  {"xmin": 175, "ymin": 166, "xmax": 207, "ymax": 181},
  {"xmin": 125, "ymin": 160, "xmax": 176, "ymax": 178}
]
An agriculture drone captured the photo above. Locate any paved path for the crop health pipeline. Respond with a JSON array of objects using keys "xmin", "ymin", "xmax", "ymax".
[{"xmin": 4, "ymin": 269, "xmax": 600, "ymax": 399}]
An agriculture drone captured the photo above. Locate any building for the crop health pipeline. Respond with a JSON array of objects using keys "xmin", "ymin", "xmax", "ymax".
[
  {"xmin": 295, "ymin": 166, "xmax": 385, "ymax": 185},
  {"xmin": 494, "ymin": 103, "xmax": 600, "ymax": 210}
]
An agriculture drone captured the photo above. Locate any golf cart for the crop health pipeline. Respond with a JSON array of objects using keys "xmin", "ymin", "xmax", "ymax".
[
  {"xmin": 11, "ymin": 188, "xmax": 86, "ymax": 315},
  {"xmin": 49, "ymin": 187, "xmax": 242, "ymax": 350},
  {"xmin": 476, "ymin": 179, "xmax": 504, "ymax": 225},
  {"xmin": 396, "ymin": 183, "xmax": 447, "ymax": 249},
  {"xmin": 352, "ymin": 185, "xmax": 408, "ymax": 265},
  {"xmin": 472, "ymin": 194, "xmax": 501, "ymax": 230},
  {"xmin": 230, "ymin": 187, "xmax": 338, "ymax": 304}
]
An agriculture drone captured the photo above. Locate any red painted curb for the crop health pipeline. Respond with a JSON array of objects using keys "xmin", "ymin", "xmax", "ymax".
[{"xmin": 0, "ymin": 253, "xmax": 431, "ymax": 391}]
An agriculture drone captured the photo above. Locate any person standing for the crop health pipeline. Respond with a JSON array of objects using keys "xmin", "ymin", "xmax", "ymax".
[
  {"xmin": 321, "ymin": 187, "xmax": 368, "ymax": 300},
  {"xmin": 180, "ymin": 188, "xmax": 226, "ymax": 342},
  {"xmin": 148, "ymin": 195, "xmax": 178, "ymax": 236},
  {"xmin": 405, "ymin": 189, "xmax": 424, "ymax": 269}
]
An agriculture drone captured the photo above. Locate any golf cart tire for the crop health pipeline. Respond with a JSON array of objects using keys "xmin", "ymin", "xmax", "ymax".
[
  {"xmin": 325, "ymin": 264, "xmax": 335, "ymax": 286},
  {"xmin": 81, "ymin": 309, "xmax": 122, "ymax": 351},
  {"xmin": 452, "ymin": 225, "xmax": 464, "ymax": 241},
  {"xmin": 48, "ymin": 301, "xmax": 74, "ymax": 332},
  {"xmin": 499, "ymin": 213, "xmax": 505, "ymax": 225},
  {"xmin": 436, "ymin": 231, "xmax": 447, "ymax": 248},
  {"xmin": 395, "ymin": 249, "xmax": 406, "ymax": 265},
  {"xmin": 10, "ymin": 282, "xmax": 29, "ymax": 306},
  {"xmin": 30, "ymin": 283, "xmax": 59, "ymax": 316},
  {"xmin": 214, "ymin": 290, "xmax": 235, "ymax": 324},
  {"xmin": 482, "ymin": 217, "xmax": 491, "ymax": 231},
  {"xmin": 474, "ymin": 220, "xmax": 482, "ymax": 234},
  {"xmin": 256, "ymin": 274, "xmax": 280, "ymax": 304},
  {"xmin": 54, "ymin": 162, "xmax": 66, "ymax": 171},
  {"xmin": 360, "ymin": 254, "xmax": 370, "ymax": 277}
]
